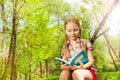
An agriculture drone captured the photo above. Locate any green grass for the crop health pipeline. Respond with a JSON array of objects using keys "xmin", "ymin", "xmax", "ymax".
[
  {"xmin": 34, "ymin": 76, "xmax": 59, "ymax": 80},
  {"xmin": 35, "ymin": 71, "xmax": 120, "ymax": 80},
  {"xmin": 97, "ymin": 71, "xmax": 120, "ymax": 80}
]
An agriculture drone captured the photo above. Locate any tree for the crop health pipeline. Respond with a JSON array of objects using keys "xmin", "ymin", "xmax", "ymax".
[
  {"xmin": 90, "ymin": 0, "xmax": 120, "ymax": 44},
  {"xmin": 1, "ymin": 0, "xmax": 25, "ymax": 80},
  {"xmin": 0, "ymin": 0, "xmax": 9, "ymax": 78}
]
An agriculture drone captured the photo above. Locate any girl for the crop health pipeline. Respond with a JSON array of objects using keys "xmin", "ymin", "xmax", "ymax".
[{"xmin": 60, "ymin": 18, "xmax": 96, "ymax": 80}]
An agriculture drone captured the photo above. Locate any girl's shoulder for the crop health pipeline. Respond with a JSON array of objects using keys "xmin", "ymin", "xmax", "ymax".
[
  {"xmin": 81, "ymin": 39, "xmax": 93, "ymax": 48},
  {"xmin": 81, "ymin": 39, "xmax": 93, "ymax": 50},
  {"xmin": 81, "ymin": 39, "xmax": 91, "ymax": 42},
  {"xmin": 81, "ymin": 39, "xmax": 89, "ymax": 44}
]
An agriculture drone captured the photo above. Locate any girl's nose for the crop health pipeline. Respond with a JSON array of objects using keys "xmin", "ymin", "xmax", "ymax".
[{"xmin": 71, "ymin": 31, "xmax": 75, "ymax": 34}]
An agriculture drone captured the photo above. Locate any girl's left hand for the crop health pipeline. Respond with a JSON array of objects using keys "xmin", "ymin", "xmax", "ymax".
[
  {"xmin": 71, "ymin": 61, "xmax": 84, "ymax": 70},
  {"xmin": 70, "ymin": 65, "xmax": 80, "ymax": 70}
]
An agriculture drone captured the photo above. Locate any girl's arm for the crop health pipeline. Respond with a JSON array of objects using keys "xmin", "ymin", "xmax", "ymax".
[
  {"xmin": 82, "ymin": 49, "xmax": 94, "ymax": 69},
  {"xmin": 71, "ymin": 47, "xmax": 94, "ymax": 70},
  {"xmin": 61, "ymin": 64, "xmax": 71, "ymax": 70}
]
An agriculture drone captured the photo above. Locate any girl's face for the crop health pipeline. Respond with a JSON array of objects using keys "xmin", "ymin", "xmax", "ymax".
[{"xmin": 65, "ymin": 22, "xmax": 80, "ymax": 41}]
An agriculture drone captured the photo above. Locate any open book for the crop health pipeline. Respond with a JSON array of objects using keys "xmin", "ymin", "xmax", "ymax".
[{"xmin": 55, "ymin": 50, "xmax": 89, "ymax": 66}]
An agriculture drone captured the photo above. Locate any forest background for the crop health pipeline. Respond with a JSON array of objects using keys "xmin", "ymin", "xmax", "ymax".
[{"xmin": 0, "ymin": 0, "xmax": 120, "ymax": 80}]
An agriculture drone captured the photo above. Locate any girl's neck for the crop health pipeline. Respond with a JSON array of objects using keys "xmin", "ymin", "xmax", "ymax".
[{"xmin": 70, "ymin": 39, "xmax": 77, "ymax": 46}]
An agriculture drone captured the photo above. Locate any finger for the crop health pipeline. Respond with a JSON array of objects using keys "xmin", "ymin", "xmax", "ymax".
[
  {"xmin": 63, "ymin": 64, "xmax": 68, "ymax": 66},
  {"xmin": 73, "ymin": 65, "xmax": 79, "ymax": 69},
  {"xmin": 73, "ymin": 65, "xmax": 76, "ymax": 67},
  {"xmin": 79, "ymin": 62, "xmax": 84, "ymax": 69},
  {"xmin": 80, "ymin": 61, "xmax": 83, "ymax": 66}
]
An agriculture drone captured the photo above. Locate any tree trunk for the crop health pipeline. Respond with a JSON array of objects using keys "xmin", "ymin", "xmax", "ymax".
[
  {"xmin": 0, "ymin": 2, "xmax": 9, "ymax": 79},
  {"xmin": 39, "ymin": 61, "xmax": 43, "ymax": 78},
  {"xmin": 104, "ymin": 34, "xmax": 120, "ymax": 62},
  {"xmin": 10, "ymin": 0, "xmax": 18, "ymax": 79},
  {"xmin": 90, "ymin": 0, "xmax": 120, "ymax": 44},
  {"xmin": 104, "ymin": 34, "xmax": 118, "ymax": 70},
  {"xmin": 25, "ymin": 74, "xmax": 28, "ymax": 80},
  {"xmin": 0, "ymin": 0, "xmax": 18, "ymax": 80},
  {"xmin": 0, "ymin": 0, "xmax": 25, "ymax": 80},
  {"xmin": 28, "ymin": 52, "xmax": 32, "ymax": 80},
  {"xmin": 45, "ymin": 60, "xmax": 49, "ymax": 77},
  {"xmin": 108, "ymin": 45, "xmax": 118, "ymax": 70}
]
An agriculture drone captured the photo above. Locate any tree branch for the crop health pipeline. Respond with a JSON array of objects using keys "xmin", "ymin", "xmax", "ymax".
[
  {"xmin": 96, "ymin": 28, "xmax": 109, "ymax": 39},
  {"xmin": 17, "ymin": 0, "xmax": 26, "ymax": 13},
  {"xmin": 90, "ymin": 0, "xmax": 120, "ymax": 44}
]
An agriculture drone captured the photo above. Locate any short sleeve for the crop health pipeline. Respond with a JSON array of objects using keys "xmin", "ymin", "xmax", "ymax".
[{"xmin": 86, "ymin": 40, "xmax": 93, "ymax": 51}]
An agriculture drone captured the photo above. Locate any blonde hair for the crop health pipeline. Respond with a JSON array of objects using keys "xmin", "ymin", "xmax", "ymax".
[{"xmin": 63, "ymin": 18, "xmax": 82, "ymax": 60}]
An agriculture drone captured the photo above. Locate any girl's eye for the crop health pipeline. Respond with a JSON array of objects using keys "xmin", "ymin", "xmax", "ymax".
[
  {"xmin": 74, "ymin": 29, "xmax": 78, "ymax": 31},
  {"xmin": 68, "ymin": 30, "xmax": 71, "ymax": 32}
]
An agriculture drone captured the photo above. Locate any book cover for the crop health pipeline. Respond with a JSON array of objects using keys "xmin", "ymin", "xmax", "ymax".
[{"xmin": 55, "ymin": 50, "xmax": 89, "ymax": 66}]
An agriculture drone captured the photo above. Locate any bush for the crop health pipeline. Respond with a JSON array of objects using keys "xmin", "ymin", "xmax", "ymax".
[{"xmin": 97, "ymin": 71, "xmax": 120, "ymax": 80}]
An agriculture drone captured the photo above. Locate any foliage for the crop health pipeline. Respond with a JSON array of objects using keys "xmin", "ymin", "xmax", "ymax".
[
  {"xmin": 97, "ymin": 71, "xmax": 120, "ymax": 80},
  {"xmin": 0, "ymin": 0, "xmax": 120, "ymax": 79},
  {"xmin": 93, "ymin": 36, "xmax": 120, "ymax": 72}
]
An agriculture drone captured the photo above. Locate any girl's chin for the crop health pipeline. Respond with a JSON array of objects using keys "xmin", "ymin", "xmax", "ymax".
[{"xmin": 70, "ymin": 37, "xmax": 77, "ymax": 40}]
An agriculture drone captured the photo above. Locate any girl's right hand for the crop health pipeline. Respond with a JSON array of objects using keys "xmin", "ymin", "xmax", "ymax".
[{"xmin": 61, "ymin": 64, "xmax": 71, "ymax": 70}]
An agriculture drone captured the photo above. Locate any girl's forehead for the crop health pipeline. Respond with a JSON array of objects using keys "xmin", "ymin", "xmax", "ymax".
[{"xmin": 66, "ymin": 22, "xmax": 79, "ymax": 28}]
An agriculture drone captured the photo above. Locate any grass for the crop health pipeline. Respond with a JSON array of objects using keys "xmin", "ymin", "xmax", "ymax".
[
  {"xmin": 97, "ymin": 71, "xmax": 120, "ymax": 80},
  {"xmin": 34, "ymin": 76, "xmax": 59, "ymax": 80},
  {"xmin": 35, "ymin": 71, "xmax": 120, "ymax": 80}
]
